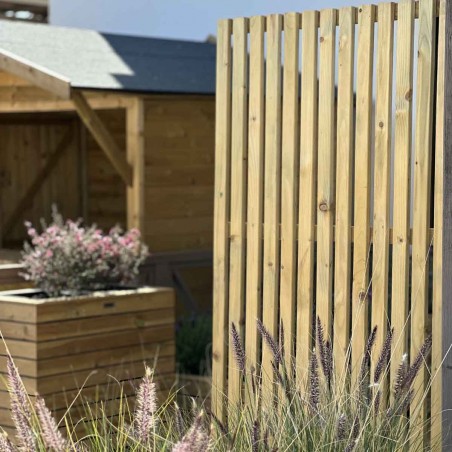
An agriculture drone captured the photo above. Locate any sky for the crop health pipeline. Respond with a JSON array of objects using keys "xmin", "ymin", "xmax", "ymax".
[{"xmin": 50, "ymin": 0, "xmax": 363, "ymax": 41}]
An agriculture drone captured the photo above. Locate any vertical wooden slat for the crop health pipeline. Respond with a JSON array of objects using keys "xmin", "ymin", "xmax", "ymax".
[
  {"xmin": 297, "ymin": 10, "xmax": 318, "ymax": 378},
  {"xmin": 212, "ymin": 19, "xmax": 232, "ymax": 421},
  {"xmin": 245, "ymin": 15, "xmax": 265, "ymax": 374},
  {"xmin": 334, "ymin": 6, "xmax": 355, "ymax": 377},
  {"xmin": 371, "ymin": 2, "xmax": 394, "ymax": 382},
  {"xmin": 262, "ymin": 13, "xmax": 282, "ymax": 394},
  {"xmin": 351, "ymin": 2, "xmax": 375, "ymax": 385},
  {"xmin": 126, "ymin": 97, "xmax": 145, "ymax": 232},
  {"xmin": 316, "ymin": 8, "xmax": 337, "ymax": 339},
  {"xmin": 280, "ymin": 12, "xmax": 300, "ymax": 369},
  {"xmin": 432, "ymin": 0, "xmax": 445, "ymax": 443},
  {"xmin": 440, "ymin": 0, "xmax": 452, "ymax": 445},
  {"xmin": 410, "ymin": 0, "xmax": 436, "ymax": 436},
  {"xmin": 390, "ymin": 0, "xmax": 414, "ymax": 396},
  {"xmin": 228, "ymin": 17, "xmax": 249, "ymax": 407}
]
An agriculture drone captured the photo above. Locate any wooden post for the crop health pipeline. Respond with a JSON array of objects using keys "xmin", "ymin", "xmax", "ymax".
[
  {"xmin": 212, "ymin": 19, "xmax": 232, "ymax": 422},
  {"xmin": 126, "ymin": 97, "xmax": 145, "ymax": 232},
  {"xmin": 440, "ymin": 0, "xmax": 452, "ymax": 446}
]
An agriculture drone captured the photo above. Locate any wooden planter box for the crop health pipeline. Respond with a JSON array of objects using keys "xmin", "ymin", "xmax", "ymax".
[{"xmin": 0, "ymin": 287, "xmax": 175, "ymax": 435}]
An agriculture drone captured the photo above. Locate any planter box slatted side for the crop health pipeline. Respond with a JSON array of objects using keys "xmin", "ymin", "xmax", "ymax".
[{"xmin": 0, "ymin": 287, "xmax": 175, "ymax": 430}]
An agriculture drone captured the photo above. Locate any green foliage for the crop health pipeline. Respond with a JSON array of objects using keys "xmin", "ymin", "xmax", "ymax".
[{"xmin": 176, "ymin": 314, "xmax": 212, "ymax": 375}]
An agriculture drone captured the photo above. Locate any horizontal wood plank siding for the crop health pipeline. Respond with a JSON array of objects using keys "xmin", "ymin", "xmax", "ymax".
[
  {"xmin": 142, "ymin": 96, "xmax": 215, "ymax": 253},
  {"xmin": 0, "ymin": 288, "xmax": 175, "ymax": 429}
]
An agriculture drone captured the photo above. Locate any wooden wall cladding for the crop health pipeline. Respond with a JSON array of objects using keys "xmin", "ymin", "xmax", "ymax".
[
  {"xmin": 0, "ymin": 116, "xmax": 81, "ymax": 246},
  {"xmin": 143, "ymin": 96, "xmax": 215, "ymax": 253}
]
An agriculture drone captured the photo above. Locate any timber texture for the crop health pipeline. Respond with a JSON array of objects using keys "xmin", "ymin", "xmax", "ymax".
[
  {"xmin": 212, "ymin": 0, "xmax": 451, "ymax": 448},
  {"xmin": 0, "ymin": 72, "xmax": 215, "ymax": 315},
  {"xmin": 0, "ymin": 287, "xmax": 175, "ymax": 431}
]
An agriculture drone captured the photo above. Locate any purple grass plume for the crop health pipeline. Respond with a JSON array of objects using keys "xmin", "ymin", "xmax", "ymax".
[
  {"xmin": 0, "ymin": 430, "xmax": 15, "ymax": 452},
  {"xmin": 374, "ymin": 328, "xmax": 393, "ymax": 383},
  {"xmin": 6, "ymin": 357, "xmax": 35, "ymax": 451},
  {"xmin": 279, "ymin": 320, "xmax": 285, "ymax": 364},
  {"xmin": 172, "ymin": 412, "xmax": 211, "ymax": 452},
  {"xmin": 133, "ymin": 366, "xmax": 157, "ymax": 444},
  {"xmin": 308, "ymin": 349, "xmax": 320, "ymax": 413},
  {"xmin": 35, "ymin": 397, "xmax": 68, "ymax": 452},
  {"xmin": 251, "ymin": 419, "xmax": 260, "ymax": 452},
  {"xmin": 393, "ymin": 353, "xmax": 408, "ymax": 399},
  {"xmin": 358, "ymin": 326, "xmax": 377, "ymax": 402},
  {"xmin": 373, "ymin": 390, "xmax": 382, "ymax": 413},
  {"xmin": 231, "ymin": 323, "xmax": 246, "ymax": 373},
  {"xmin": 174, "ymin": 403, "xmax": 184, "ymax": 438},
  {"xmin": 401, "ymin": 334, "xmax": 432, "ymax": 392},
  {"xmin": 257, "ymin": 319, "xmax": 282, "ymax": 367},
  {"xmin": 336, "ymin": 413, "xmax": 347, "ymax": 442},
  {"xmin": 315, "ymin": 318, "xmax": 333, "ymax": 387}
]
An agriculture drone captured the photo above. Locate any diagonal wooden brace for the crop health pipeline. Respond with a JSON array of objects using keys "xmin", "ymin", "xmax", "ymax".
[
  {"xmin": 72, "ymin": 91, "xmax": 133, "ymax": 186},
  {"xmin": 2, "ymin": 127, "xmax": 74, "ymax": 239}
]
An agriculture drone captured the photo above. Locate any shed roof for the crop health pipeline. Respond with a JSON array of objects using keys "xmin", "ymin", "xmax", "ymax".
[{"xmin": 0, "ymin": 20, "xmax": 216, "ymax": 94}]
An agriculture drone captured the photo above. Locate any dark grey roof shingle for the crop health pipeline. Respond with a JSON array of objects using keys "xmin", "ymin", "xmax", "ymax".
[{"xmin": 0, "ymin": 20, "xmax": 216, "ymax": 94}]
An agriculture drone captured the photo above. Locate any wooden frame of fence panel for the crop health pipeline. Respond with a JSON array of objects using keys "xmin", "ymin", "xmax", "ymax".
[
  {"xmin": 296, "ymin": 9, "xmax": 318, "ymax": 382},
  {"xmin": 280, "ymin": 11, "xmax": 300, "ymax": 370},
  {"xmin": 334, "ymin": 5, "xmax": 355, "ymax": 377},
  {"xmin": 440, "ymin": 0, "xmax": 452, "ymax": 446},
  {"xmin": 245, "ymin": 15, "xmax": 265, "ymax": 381},
  {"xmin": 212, "ymin": 2, "xmax": 452, "ymax": 447},
  {"xmin": 212, "ymin": 19, "xmax": 232, "ymax": 422},
  {"xmin": 261, "ymin": 13, "xmax": 282, "ymax": 398},
  {"xmin": 316, "ymin": 8, "xmax": 336, "ymax": 340},
  {"xmin": 351, "ymin": 4, "xmax": 375, "ymax": 384},
  {"xmin": 411, "ymin": 0, "xmax": 436, "ymax": 439},
  {"xmin": 391, "ymin": 0, "xmax": 414, "ymax": 403},
  {"xmin": 228, "ymin": 17, "xmax": 248, "ymax": 408},
  {"xmin": 371, "ymin": 2, "xmax": 394, "ymax": 389}
]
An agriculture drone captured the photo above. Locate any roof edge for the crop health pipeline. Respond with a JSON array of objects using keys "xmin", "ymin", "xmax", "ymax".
[{"xmin": 0, "ymin": 48, "xmax": 71, "ymax": 99}]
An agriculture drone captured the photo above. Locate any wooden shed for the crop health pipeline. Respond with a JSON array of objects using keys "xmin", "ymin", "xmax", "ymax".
[{"xmin": 0, "ymin": 20, "xmax": 216, "ymax": 314}]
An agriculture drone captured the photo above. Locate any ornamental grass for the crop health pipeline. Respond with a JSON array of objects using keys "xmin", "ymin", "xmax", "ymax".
[{"xmin": 0, "ymin": 318, "xmax": 436, "ymax": 451}]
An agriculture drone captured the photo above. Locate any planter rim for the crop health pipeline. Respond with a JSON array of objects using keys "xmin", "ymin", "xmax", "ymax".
[{"xmin": 0, "ymin": 286, "xmax": 172, "ymax": 306}]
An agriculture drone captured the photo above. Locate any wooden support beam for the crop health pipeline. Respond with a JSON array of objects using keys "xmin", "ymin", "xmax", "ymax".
[
  {"xmin": 72, "ymin": 91, "xmax": 133, "ymax": 186},
  {"xmin": 126, "ymin": 97, "xmax": 145, "ymax": 231},
  {"xmin": 440, "ymin": 0, "xmax": 452, "ymax": 447},
  {"xmin": 0, "ymin": 94, "xmax": 134, "ymax": 113},
  {"xmin": 0, "ymin": 49, "xmax": 71, "ymax": 99},
  {"xmin": 2, "ymin": 128, "xmax": 74, "ymax": 239}
]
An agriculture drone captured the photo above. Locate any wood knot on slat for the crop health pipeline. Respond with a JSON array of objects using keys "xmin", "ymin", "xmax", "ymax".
[
  {"xmin": 379, "ymin": 121, "xmax": 384, "ymax": 129},
  {"xmin": 405, "ymin": 89, "xmax": 413, "ymax": 101},
  {"xmin": 318, "ymin": 201, "xmax": 329, "ymax": 212},
  {"xmin": 320, "ymin": 36, "xmax": 325, "ymax": 43}
]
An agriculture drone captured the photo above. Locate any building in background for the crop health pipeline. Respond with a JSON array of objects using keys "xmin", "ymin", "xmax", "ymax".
[{"xmin": 0, "ymin": 0, "xmax": 47, "ymax": 22}]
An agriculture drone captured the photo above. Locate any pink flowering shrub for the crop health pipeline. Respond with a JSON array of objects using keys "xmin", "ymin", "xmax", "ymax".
[{"xmin": 21, "ymin": 209, "xmax": 149, "ymax": 297}]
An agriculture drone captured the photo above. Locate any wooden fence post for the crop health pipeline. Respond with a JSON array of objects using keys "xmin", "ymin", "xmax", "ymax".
[{"xmin": 441, "ymin": 0, "xmax": 452, "ymax": 446}]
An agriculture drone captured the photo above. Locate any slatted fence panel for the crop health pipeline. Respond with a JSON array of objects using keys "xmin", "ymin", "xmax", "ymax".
[{"xmin": 212, "ymin": 0, "xmax": 448, "ymax": 445}]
